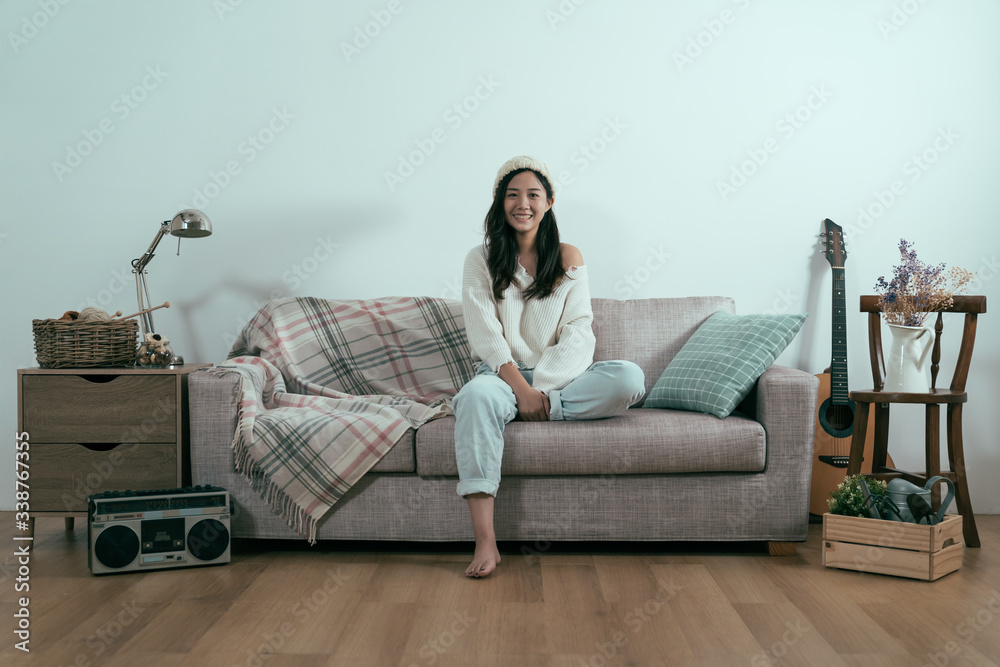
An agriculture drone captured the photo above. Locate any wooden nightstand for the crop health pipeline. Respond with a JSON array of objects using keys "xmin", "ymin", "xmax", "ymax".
[{"xmin": 16, "ymin": 364, "xmax": 210, "ymax": 539}]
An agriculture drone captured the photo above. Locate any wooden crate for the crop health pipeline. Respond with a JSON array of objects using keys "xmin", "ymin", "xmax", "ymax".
[{"xmin": 822, "ymin": 513, "xmax": 963, "ymax": 581}]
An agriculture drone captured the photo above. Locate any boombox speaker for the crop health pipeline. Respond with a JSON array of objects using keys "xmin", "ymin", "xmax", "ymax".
[{"xmin": 88, "ymin": 486, "xmax": 231, "ymax": 575}]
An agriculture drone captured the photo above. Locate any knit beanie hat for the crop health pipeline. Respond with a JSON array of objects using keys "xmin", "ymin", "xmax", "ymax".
[{"xmin": 492, "ymin": 155, "xmax": 553, "ymax": 198}]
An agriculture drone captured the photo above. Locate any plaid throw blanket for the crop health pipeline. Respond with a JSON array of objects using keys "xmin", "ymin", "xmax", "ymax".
[{"xmin": 209, "ymin": 296, "xmax": 474, "ymax": 543}]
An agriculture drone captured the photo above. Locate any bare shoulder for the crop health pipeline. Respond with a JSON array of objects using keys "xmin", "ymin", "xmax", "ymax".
[{"xmin": 560, "ymin": 243, "xmax": 585, "ymax": 270}]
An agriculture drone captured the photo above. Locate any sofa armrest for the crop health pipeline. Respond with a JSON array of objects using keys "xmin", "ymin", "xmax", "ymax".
[
  {"xmin": 188, "ymin": 367, "xmax": 242, "ymax": 483},
  {"xmin": 750, "ymin": 364, "xmax": 819, "ymax": 467},
  {"xmin": 727, "ymin": 365, "xmax": 819, "ymax": 539}
]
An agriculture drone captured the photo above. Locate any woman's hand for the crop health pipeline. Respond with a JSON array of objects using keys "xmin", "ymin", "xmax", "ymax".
[
  {"xmin": 514, "ymin": 387, "xmax": 550, "ymax": 421},
  {"xmin": 498, "ymin": 362, "xmax": 550, "ymax": 421}
]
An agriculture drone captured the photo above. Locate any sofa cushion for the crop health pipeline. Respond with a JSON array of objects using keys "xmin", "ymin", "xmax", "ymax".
[
  {"xmin": 645, "ymin": 310, "xmax": 806, "ymax": 418},
  {"xmin": 415, "ymin": 409, "xmax": 765, "ymax": 476},
  {"xmin": 591, "ymin": 297, "xmax": 735, "ymax": 407},
  {"xmin": 371, "ymin": 427, "xmax": 416, "ymax": 472}
]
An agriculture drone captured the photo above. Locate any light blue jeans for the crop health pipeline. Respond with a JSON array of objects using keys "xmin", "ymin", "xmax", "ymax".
[{"xmin": 453, "ymin": 360, "xmax": 646, "ymax": 497}]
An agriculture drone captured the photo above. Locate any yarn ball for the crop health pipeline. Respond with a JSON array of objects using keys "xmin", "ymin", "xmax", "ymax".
[{"xmin": 79, "ymin": 307, "xmax": 113, "ymax": 322}]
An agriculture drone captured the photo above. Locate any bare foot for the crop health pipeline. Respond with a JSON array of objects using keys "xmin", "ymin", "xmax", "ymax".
[
  {"xmin": 464, "ymin": 492, "xmax": 500, "ymax": 577},
  {"xmin": 465, "ymin": 540, "xmax": 501, "ymax": 578}
]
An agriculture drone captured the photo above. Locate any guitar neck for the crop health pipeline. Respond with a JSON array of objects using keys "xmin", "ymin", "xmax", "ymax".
[{"xmin": 830, "ymin": 266, "xmax": 849, "ymax": 404}]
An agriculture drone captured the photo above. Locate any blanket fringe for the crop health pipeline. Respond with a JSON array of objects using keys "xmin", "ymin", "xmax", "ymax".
[
  {"xmin": 235, "ymin": 440, "xmax": 321, "ymax": 545},
  {"xmin": 208, "ymin": 365, "xmax": 320, "ymax": 545}
]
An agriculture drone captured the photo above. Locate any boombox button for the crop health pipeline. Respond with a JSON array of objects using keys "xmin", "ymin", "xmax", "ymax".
[
  {"xmin": 174, "ymin": 540, "xmax": 183, "ymax": 548},
  {"xmin": 143, "ymin": 555, "xmax": 165, "ymax": 563},
  {"xmin": 143, "ymin": 542, "xmax": 153, "ymax": 549}
]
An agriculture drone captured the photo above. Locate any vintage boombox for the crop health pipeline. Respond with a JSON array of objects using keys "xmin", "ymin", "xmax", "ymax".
[{"xmin": 88, "ymin": 486, "xmax": 231, "ymax": 575}]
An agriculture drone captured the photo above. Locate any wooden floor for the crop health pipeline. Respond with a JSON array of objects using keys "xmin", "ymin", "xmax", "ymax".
[{"xmin": 2, "ymin": 514, "xmax": 998, "ymax": 666}]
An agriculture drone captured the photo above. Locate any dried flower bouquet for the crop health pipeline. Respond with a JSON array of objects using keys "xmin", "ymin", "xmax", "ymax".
[{"xmin": 874, "ymin": 239, "xmax": 974, "ymax": 326}]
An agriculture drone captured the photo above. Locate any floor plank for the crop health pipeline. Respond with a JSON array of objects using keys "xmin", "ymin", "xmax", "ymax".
[{"xmin": 1, "ymin": 513, "xmax": 998, "ymax": 665}]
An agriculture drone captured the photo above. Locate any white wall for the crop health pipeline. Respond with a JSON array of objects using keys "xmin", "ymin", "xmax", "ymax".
[{"xmin": 3, "ymin": 1, "xmax": 998, "ymax": 512}]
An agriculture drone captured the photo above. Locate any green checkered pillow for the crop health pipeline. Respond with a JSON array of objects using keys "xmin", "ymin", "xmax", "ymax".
[{"xmin": 646, "ymin": 310, "xmax": 806, "ymax": 418}]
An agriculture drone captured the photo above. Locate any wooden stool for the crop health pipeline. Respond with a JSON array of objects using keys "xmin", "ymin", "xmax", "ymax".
[{"xmin": 846, "ymin": 295, "xmax": 986, "ymax": 548}]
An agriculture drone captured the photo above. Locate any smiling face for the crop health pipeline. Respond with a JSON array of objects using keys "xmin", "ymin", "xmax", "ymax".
[{"xmin": 503, "ymin": 170, "xmax": 553, "ymax": 238}]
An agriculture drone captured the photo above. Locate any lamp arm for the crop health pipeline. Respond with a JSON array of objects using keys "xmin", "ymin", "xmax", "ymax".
[
  {"xmin": 131, "ymin": 220, "xmax": 170, "ymax": 336},
  {"xmin": 132, "ymin": 221, "xmax": 170, "ymax": 274},
  {"xmin": 134, "ymin": 271, "xmax": 157, "ymax": 335}
]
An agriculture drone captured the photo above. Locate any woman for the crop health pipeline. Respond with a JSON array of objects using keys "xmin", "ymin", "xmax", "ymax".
[{"xmin": 455, "ymin": 155, "xmax": 646, "ymax": 578}]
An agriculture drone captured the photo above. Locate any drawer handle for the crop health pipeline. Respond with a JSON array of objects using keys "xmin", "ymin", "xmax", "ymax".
[
  {"xmin": 77, "ymin": 443, "xmax": 124, "ymax": 452},
  {"xmin": 79, "ymin": 375, "xmax": 119, "ymax": 384}
]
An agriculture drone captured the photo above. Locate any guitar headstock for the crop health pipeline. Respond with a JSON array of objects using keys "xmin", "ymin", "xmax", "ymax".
[{"xmin": 821, "ymin": 218, "xmax": 847, "ymax": 267}]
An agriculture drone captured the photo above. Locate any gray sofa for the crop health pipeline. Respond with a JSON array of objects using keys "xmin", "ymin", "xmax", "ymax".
[{"xmin": 189, "ymin": 296, "xmax": 818, "ymax": 548}]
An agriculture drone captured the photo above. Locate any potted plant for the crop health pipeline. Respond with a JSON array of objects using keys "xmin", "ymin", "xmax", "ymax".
[
  {"xmin": 827, "ymin": 474, "xmax": 889, "ymax": 518},
  {"xmin": 822, "ymin": 474, "xmax": 964, "ymax": 581}
]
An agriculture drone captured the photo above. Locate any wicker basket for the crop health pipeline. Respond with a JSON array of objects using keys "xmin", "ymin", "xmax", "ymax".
[{"xmin": 32, "ymin": 318, "xmax": 139, "ymax": 368}]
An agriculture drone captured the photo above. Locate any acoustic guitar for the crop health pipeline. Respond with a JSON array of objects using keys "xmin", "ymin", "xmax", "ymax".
[{"xmin": 808, "ymin": 219, "xmax": 891, "ymax": 516}]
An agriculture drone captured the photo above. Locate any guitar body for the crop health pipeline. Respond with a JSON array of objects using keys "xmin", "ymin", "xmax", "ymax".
[
  {"xmin": 808, "ymin": 372, "xmax": 885, "ymax": 515},
  {"xmin": 808, "ymin": 219, "xmax": 893, "ymax": 517}
]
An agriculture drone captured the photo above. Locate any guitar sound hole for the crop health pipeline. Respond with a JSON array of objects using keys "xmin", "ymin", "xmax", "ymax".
[
  {"xmin": 825, "ymin": 404, "xmax": 854, "ymax": 431},
  {"xmin": 817, "ymin": 397, "xmax": 857, "ymax": 439}
]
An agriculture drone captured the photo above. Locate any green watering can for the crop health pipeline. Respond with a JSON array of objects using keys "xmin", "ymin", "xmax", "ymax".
[{"xmin": 886, "ymin": 476, "xmax": 955, "ymax": 525}]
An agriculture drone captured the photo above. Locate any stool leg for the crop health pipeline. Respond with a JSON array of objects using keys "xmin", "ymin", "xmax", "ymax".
[
  {"xmin": 947, "ymin": 403, "xmax": 980, "ymax": 548},
  {"xmin": 926, "ymin": 404, "xmax": 941, "ymax": 509},
  {"xmin": 847, "ymin": 401, "xmax": 870, "ymax": 476},
  {"xmin": 871, "ymin": 402, "xmax": 891, "ymax": 474}
]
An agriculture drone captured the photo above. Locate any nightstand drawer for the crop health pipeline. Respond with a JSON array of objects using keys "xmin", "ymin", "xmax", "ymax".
[
  {"xmin": 30, "ymin": 443, "xmax": 178, "ymax": 512},
  {"xmin": 21, "ymin": 374, "xmax": 176, "ymax": 443}
]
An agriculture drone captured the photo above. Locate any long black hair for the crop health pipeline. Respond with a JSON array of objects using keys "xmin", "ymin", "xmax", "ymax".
[{"xmin": 484, "ymin": 168, "xmax": 565, "ymax": 301}]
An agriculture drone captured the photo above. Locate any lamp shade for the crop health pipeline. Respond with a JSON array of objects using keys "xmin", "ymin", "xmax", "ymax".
[{"xmin": 169, "ymin": 209, "xmax": 212, "ymax": 238}]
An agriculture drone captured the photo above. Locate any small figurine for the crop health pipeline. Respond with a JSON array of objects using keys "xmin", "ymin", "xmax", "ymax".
[{"xmin": 137, "ymin": 332, "xmax": 174, "ymax": 366}]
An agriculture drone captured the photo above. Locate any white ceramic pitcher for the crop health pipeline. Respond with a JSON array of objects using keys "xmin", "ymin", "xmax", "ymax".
[{"xmin": 884, "ymin": 323, "xmax": 933, "ymax": 393}]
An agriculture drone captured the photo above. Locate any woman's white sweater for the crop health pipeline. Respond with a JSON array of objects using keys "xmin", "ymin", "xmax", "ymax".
[{"xmin": 461, "ymin": 245, "xmax": 596, "ymax": 394}]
